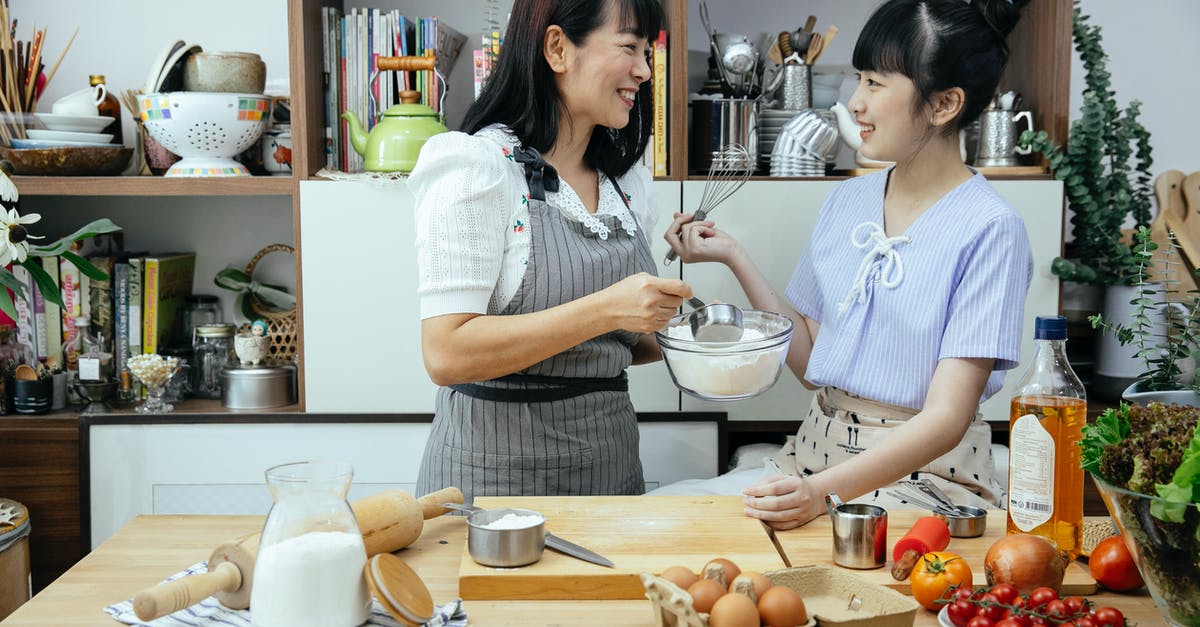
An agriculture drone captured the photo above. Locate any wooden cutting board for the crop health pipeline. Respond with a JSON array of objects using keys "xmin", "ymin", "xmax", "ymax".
[
  {"xmin": 771, "ymin": 510, "xmax": 1098, "ymax": 595},
  {"xmin": 459, "ymin": 496, "xmax": 788, "ymax": 600}
]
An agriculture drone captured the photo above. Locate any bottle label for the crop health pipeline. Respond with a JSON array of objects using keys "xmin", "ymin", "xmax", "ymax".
[
  {"xmin": 79, "ymin": 357, "xmax": 101, "ymax": 381},
  {"xmin": 1008, "ymin": 412, "xmax": 1055, "ymax": 530}
]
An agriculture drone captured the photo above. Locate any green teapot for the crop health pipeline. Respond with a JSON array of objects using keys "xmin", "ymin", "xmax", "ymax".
[{"xmin": 342, "ymin": 90, "xmax": 448, "ymax": 173}]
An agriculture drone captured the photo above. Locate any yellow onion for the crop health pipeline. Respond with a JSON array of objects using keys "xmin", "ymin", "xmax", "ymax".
[{"xmin": 983, "ymin": 533, "xmax": 1068, "ymax": 594}]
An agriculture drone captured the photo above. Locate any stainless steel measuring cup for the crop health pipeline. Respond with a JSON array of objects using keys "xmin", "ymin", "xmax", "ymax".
[
  {"xmin": 687, "ymin": 297, "xmax": 744, "ymax": 342},
  {"xmin": 825, "ymin": 492, "xmax": 887, "ymax": 569}
]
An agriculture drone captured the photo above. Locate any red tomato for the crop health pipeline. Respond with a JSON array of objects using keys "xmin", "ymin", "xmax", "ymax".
[
  {"xmin": 1062, "ymin": 595, "xmax": 1087, "ymax": 616},
  {"xmin": 1091, "ymin": 607, "xmax": 1125, "ymax": 627},
  {"xmin": 947, "ymin": 598, "xmax": 978, "ymax": 627},
  {"xmin": 1045, "ymin": 599, "xmax": 1071, "ymax": 621},
  {"xmin": 952, "ymin": 586, "xmax": 977, "ymax": 601},
  {"xmin": 977, "ymin": 593, "xmax": 1006, "ymax": 622},
  {"xmin": 967, "ymin": 616, "xmax": 995, "ymax": 627},
  {"xmin": 1027, "ymin": 586, "xmax": 1058, "ymax": 609},
  {"xmin": 1089, "ymin": 536, "xmax": 1144, "ymax": 592},
  {"xmin": 995, "ymin": 620, "xmax": 1024, "ymax": 627},
  {"xmin": 1073, "ymin": 618, "xmax": 1097, "ymax": 627},
  {"xmin": 988, "ymin": 583, "xmax": 1019, "ymax": 605}
]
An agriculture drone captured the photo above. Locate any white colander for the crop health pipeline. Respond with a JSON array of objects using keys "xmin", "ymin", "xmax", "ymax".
[{"xmin": 139, "ymin": 92, "xmax": 271, "ymax": 177}]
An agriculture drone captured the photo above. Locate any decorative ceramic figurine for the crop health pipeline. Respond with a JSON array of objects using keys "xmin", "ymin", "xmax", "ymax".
[{"xmin": 235, "ymin": 320, "xmax": 271, "ymax": 366}]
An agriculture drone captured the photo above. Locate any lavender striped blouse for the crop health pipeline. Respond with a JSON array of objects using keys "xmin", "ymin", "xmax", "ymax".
[{"xmin": 785, "ymin": 168, "xmax": 1033, "ymax": 410}]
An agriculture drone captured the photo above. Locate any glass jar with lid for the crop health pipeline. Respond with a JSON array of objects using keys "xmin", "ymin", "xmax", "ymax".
[
  {"xmin": 179, "ymin": 295, "xmax": 223, "ymax": 348},
  {"xmin": 192, "ymin": 323, "xmax": 236, "ymax": 399}
]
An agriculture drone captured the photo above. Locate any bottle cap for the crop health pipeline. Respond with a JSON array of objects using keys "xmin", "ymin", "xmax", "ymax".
[
  {"xmin": 89, "ymin": 74, "xmax": 106, "ymax": 85},
  {"xmin": 1034, "ymin": 315, "xmax": 1067, "ymax": 340}
]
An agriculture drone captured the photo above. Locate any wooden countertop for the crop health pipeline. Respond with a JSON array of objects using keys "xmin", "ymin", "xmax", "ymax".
[{"xmin": 1, "ymin": 512, "xmax": 1165, "ymax": 626}]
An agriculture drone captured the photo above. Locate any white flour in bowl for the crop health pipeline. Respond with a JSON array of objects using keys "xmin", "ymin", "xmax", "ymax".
[
  {"xmin": 480, "ymin": 513, "xmax": 544, "ymax": 530},
  {"xmin": 250, "ymin": 530, "xmax": 370, "ymax": 627},
  {"xmin": 663, "ymin": 326, "xmax": 787, "ymax": 397}
]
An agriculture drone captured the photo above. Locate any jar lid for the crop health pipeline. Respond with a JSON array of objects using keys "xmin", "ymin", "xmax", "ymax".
[
  {"xmin": 0, "ymin": 498, "xmax": 31, "ymax": 548},
  {"xmin": 222, "ymin": 365, "xmax": 295, "ymax": 380},
  {"xmin": 196, "ymin": 323, "xmax": 236, "ymax": 337},
  {"xmin": 363, "ymin": 553, "xmax": 434, "ymax": 625}
]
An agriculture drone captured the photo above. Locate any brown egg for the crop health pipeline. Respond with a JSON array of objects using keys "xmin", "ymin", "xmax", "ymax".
[
  {"xmin": 758, "ymin": 585, "xmax": 808, "ymax": 627},
  {"xmin": 732, "ymin": 571, "xmax": 772, "ymax": 599},
  {"xmin": 660, "ymin": 565, "xmax": 699, "ymax": 590},
  {"xmin": 687, "ymin": 578, "xmax": 727, "ymax": 614},
  {"xmin": 709, "ymin": 591, "xmax": 760, "ymax": 627},
  {"xmin": 704, "ymin": 557, "xmax": 742, "ymax": 588}
]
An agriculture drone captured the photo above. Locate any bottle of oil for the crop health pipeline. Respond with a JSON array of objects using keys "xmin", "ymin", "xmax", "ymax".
[
  {"xmin": 89, "ymin": 74, "xmax": 123, "ymax": 143},
  {"xmin": 1007, "ymin": 315, "xmax": 1086, "ymax": 558}
]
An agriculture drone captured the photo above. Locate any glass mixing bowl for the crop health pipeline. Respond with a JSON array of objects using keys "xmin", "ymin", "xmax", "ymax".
[
  {"xmin": 1090, "ymin": 473, "xmax": 1200, "ymax": 626},
  {"xmin": 654, "ymin": 310, "xmax": 794, "ymax": 401}
]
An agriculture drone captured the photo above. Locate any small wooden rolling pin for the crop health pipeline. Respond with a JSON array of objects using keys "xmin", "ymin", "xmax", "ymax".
[
  {"xmin": 890, "ymin": 515, "xmax": 951, "ymax": 580},
  {"xmin": 132, "ymin": 486, "xmax": 463, "ymax": 621}
]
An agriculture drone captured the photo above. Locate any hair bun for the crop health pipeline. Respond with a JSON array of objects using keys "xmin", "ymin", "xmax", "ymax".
[{"xmin": 972, "ymin": 0, "xmax": 1030, "ymax": 38}]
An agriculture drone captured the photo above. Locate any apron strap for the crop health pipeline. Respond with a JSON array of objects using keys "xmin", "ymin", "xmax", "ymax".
[
  {"xmin": 449, "ymin": 372, "xmax": 629, "ymax": 403},
  {"xmin": 513, "ymin": 145, "xmax": 560, "ymax": 201}
]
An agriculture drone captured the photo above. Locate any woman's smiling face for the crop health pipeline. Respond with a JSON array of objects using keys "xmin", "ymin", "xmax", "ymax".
[
  {"xmin": 847, "ymin": 70, "xmax": 928, "ymax": 163},
  {"xmin": 552, "ymin": 5, "xmax": 653, "ymax": 133}
]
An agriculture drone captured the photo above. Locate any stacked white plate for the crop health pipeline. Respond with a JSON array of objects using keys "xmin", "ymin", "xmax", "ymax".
[{"xmin": 32, "ymin": 112, "xmax": 116, "ymax": 134}]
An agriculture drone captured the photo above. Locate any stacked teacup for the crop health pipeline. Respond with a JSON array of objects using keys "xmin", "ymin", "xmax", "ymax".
[{"xmin": 26, "ymin": 85, "xmax": 119, "ymax": 146}]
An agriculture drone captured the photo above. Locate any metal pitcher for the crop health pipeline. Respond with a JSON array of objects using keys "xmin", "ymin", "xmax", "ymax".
[
  {"xmin": 825, "ymin": 492, "xmax": 887, "ymax": 569},
  {"xmin": 974, "ymin": 110, "xmax": 1034, "ymax": 167}
]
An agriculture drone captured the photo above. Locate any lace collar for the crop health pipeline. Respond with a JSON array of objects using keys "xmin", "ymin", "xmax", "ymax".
[{"xmin": 476, "ymin": 125, "xmax": 639, "ymax": 240}]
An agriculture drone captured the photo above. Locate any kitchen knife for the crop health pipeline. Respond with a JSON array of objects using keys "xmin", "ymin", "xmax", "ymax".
[{"xmin": 544, "ymin": 532, "xmax": 615, "ymax": 568}]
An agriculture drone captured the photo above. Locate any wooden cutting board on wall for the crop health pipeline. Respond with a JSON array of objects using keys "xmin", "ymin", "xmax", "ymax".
[
  {"xmin": 459, "ymin": 496, "xmax": 787, "ymax": 600},
  {"xmin": 772, "ymin": 510, "xmax": 1098, "ymax": 595}
]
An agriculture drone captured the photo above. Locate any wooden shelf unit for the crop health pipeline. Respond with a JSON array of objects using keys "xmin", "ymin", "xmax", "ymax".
[{"xmin": 11, "ymin": 175, "xmax": 294, "ymax": 197}]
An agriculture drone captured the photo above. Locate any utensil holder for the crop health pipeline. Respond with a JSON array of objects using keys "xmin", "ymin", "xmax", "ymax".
[
  {"xmin": 688, "ymin": 98, "xmax": 758, "ymax": 174},
  {"xmin": 779, "ymin": 64, "xmax": 812, "ymax": 111}
]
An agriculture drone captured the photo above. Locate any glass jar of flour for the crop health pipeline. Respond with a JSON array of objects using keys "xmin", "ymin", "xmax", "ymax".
[{"xmin": 250, "ymin": 461, "xmax": 370, "ymax": 627}]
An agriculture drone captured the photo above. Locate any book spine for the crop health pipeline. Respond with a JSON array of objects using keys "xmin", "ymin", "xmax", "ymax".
[
  {"xmin": 653, "ymin": 29, "xmax": 668, "ymax": 177},
  {"xmin": 143, "ymin": 258, "xmax": 160, "ymax": 354},
  {"xmin": 32, "ymin": 274, "xmax": 47, "ymax": 361},
  {"xmin": 114, "ymin": 262, "xmax": 131, "ymax": 375},
  {"xmin": 128, "ymin": 258, "xmax": 143, "ymax": 358},
  {"xmin": 59, "ymin": 258, "xmax": 82, "ymax": 350},
  {"xmin": 40, "ymin": 257, "xmax": 62, "ymax": 367},
  {"xmin": 12, "ymin": 264, "xmax": 38, "ymax": 359}
]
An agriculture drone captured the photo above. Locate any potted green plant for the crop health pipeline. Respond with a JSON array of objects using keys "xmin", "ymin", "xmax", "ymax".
[
  {"xmin": 1089, "ymin": 227, "xmax": 1200, "ymax": 406},
  {"xmin": 1019, "ymin": 2, "xmax": 1155, "ymax": 398},
  {"xmin": 1020, "ymin": 2, "xmax": 1154, "ymax": 287}
]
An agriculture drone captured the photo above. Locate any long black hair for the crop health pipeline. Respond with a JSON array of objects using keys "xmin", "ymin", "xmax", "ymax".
[
  {"xmin": 462, "ymin": 0, "xmax": 663, "ymax": 179},
  {"xmin": 852, "ymin": 0, "xmax": 1030, "ymax": 133}
]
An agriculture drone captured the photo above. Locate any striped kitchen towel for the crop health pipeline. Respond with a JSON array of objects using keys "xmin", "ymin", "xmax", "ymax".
[{"xmin": 105, "ymin": 561, "xmax": 466, "ymax": 627}]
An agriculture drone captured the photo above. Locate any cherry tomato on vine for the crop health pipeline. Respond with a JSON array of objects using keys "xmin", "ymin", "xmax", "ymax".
[
  {"xmin": 976, "ymin": 593, "xmax": 1006, "ymax": 623},
  {"xmin": 1027, "ymin": 586, "xmax": 1058, "ymax": 609},
  {"xmin": 988, "ymin": 583, "xmax": 1019, "ymax": 605},
  {"xmin": 995, "ymin": 619, "xmax": 1024, "ymax": 627},
  {"xmin": 1044, "ymin": 599, "xmax": 1071, "ymax": 621},
  {"xmin": 1072, "ymin": 618, "xmax": 1097, "ymax": 627},
  {"xmin": 1062, "ymin": 595, "xmax": 1087, "ymax": 615},
  {"xmin": 1092, "ymin": 606, "xmax": 1125, "ymax": 627},
  {"xmin": 967, "ymin": 616, "xmax": 995, "ymax": 627},
  {"xmin": 947, "ymin": 598, "xmax": 978, "ymax": 627}
]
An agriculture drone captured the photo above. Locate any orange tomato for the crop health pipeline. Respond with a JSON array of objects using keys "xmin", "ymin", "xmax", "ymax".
[{"xmin": 909, "ymin": 551, "xmax": 973, "ymax": 611}]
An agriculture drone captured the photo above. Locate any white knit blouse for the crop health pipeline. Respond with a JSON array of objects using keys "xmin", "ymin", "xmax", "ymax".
[{"xmin": 407, "ymin": 124, "xmax": 659, "ymax": 320}]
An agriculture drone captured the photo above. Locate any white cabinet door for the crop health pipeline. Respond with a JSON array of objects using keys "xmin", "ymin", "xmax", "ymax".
[
  {"xmin": 678, "ymin": 179, "xmax": 1064, "ymax": 424},
  {"xmin": 300, "ymin": 180, "xmax": 683, "ymax": 412},
  {"xmin": 88, "ymin": 419, "xmax": 717, "ymax": 547}
]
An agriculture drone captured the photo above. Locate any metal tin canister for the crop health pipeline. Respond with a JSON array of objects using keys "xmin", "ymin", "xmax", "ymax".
[{"xmin": 221, "ymin": 365, "xmax": 296, "ymax": 409}]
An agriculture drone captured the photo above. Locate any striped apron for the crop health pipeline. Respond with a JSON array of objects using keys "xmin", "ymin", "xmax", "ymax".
[
  {"xmin": 416, "ymin": 148, "xmax": 657, "ymax": 503},
  {"xmin": 773, "ymin": 387, "xmax": 1004, "ymax": 509}
]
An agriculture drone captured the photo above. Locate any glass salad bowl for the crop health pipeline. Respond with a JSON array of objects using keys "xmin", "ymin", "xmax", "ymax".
[{"xmin": 654, "ymin": 310, "xmax": 794, "ymax": 401}]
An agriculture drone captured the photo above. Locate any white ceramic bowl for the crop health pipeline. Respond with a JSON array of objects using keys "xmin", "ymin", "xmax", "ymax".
[
  {"xmin": 654, "ymin": 310, "xmax": 794, "ymax": 400},
  {"xmin": 26, "ymin": 129, "xmax": 114, "ymax": 143},
  {"xmin": 138, "ymin": 92, "xmax": 270, "ymax": 176},
  {"xmin": 33, "ymin": 113, "xmax": 115, "ymax": 133}
]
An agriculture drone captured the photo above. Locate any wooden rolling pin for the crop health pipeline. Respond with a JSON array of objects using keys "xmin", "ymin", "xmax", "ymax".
[{"xmin": 132, "ymin": 486, "xmax": 462, "ymax": 621}]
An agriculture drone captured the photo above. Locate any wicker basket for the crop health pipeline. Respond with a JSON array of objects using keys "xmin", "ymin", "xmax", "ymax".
[{"xmin": 237, "ymin": 244, "xmax": 299, "ymax": 364}]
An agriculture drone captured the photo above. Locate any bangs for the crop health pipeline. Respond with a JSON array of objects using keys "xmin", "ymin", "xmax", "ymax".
[
  {"xmin": 614, "ymin": 0, "xmax": 663, "ymax": 41},
  {"xmin": 852, "ymin": 1, "xmax": 934, "ymax": 81}
]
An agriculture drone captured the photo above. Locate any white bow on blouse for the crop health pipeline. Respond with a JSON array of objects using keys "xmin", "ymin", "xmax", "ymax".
[{"xmin": 837, "ymin": 221, "xmax": 911, "ymax": 315}]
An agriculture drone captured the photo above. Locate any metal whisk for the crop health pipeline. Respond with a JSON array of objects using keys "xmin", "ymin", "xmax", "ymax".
[{"xmin": 664, "ymin": 143, "xmax": 754, "ymax": 265}]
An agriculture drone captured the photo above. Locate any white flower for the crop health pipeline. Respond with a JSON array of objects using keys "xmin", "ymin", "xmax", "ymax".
[{"xmin": 0, "ymin": 208, "xmax": 43, "ymax": 267}]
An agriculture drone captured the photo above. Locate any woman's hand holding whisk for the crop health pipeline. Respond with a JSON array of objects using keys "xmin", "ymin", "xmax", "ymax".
[{"xmin": 664, "ymin": 212, "xmax": 741, "ymax": 265}]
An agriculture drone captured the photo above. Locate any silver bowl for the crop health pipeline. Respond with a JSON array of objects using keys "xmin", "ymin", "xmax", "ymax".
[{"xmin": 464, "ymin": 507, "xmax": 546, "ymax": 568}]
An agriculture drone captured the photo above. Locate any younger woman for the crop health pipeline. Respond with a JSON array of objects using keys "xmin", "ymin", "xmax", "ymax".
[{"xmin": 663, "ymin": 0, "xmax": 1034, "ymax": 528}]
